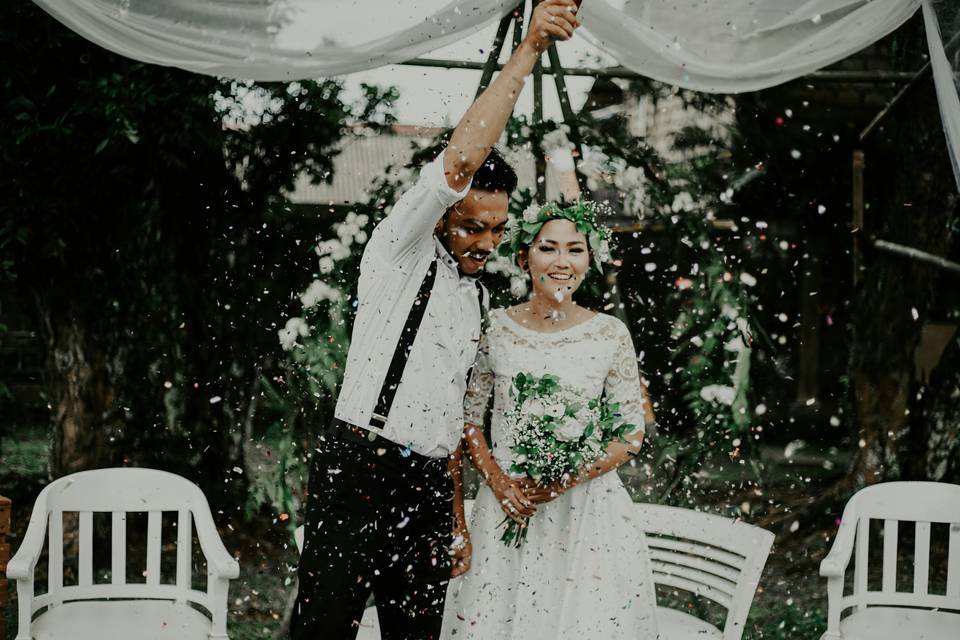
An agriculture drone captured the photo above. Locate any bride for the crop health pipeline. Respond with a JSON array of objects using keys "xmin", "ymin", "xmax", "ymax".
[{"xmin": 441, "ymin": 202, "xmax": 660, "ymax": 639}]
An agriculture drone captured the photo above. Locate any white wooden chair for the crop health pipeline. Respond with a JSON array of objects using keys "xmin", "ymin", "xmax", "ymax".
[
  {"xmin": 6, "ymin": 467, "xmax": 240, "ymax": 640},
  {"xmin": 634, "ymin": 503, "xmax": 774, "ymax": 640},
  {"xmin": 294, "ymin": 500, "xmax": 773, "ymax": 640},
  {"xmin": 819, "ymin": 481, "xmax": 960, "ymax": 640}
]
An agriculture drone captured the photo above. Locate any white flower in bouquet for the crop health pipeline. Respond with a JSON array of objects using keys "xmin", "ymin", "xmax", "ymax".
[
  {"xmin": 554, "ymin": 416, "xmax": 586, "ymax": 442},
  {"xmin": 575, "ymin": 404, "xmax": 601, "ymax": 428},
  {"xmin": 521, "ymin": 397, "xmax": 547, "ymax": 417},
  {"xmin": 543, "ymin": 401, "xmax": 566, "ymax": 419}
]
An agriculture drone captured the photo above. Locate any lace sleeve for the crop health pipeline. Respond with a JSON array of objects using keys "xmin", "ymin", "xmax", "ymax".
[
  {"xmin": 463, "ymin": 331, "xmax": 494, "ymax": 426},
  {"xmin": 603, "ymin": 320, "xmax": 648, "ymax": 436}
]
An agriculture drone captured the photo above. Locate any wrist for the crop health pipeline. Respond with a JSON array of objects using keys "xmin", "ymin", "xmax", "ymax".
[
  {"xmin": 518, "ymin": 36, "xmax": 548, "ymax": 57},
  {"xmin": 488, "ymin": 474, "xmax": 508, "ymax": 493}
]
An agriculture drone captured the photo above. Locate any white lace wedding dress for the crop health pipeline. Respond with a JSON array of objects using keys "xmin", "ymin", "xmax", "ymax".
[{"xmin": 441, "ymin": 308, "xmax": 659, "ymax": 639}]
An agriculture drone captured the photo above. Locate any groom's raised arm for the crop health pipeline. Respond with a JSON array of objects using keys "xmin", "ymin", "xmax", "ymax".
[
  {"xmin": 366, "ymin": 0, "xmax": 580, "ymax": 263},
  {"xmin": 443, "ymin": 0, "xmax": 580, "ymax": 192}
]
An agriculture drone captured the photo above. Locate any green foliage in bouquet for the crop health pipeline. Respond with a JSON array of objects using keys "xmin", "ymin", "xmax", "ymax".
[{"xmin": 500, "ymin": 371, "xmax": 638, "ymax": 547}]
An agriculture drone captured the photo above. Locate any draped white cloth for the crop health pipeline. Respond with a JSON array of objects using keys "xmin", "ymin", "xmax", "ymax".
[
  {"xmin": 923, "ymin": 0, "xmax": 960, "ymax": 191},
  {"xmin": 30, "ymin": 0, "xmax": 960, "ymax": 189},
  {"xmin": 32, "ymin": 0, "xmax": 922, "ymax": 88},
  {"xmin": 31, "ymin": 0, "xmax": 519, "ymax": 81},
  {"xmin": 580, "ymin": 0, "xmax": 920, "ymax": 93}
]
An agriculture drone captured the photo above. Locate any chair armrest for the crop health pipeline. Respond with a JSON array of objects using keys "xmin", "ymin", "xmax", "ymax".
[
  {"xmin": 6, "ymin": 495, "xmax": 49, "ymax": 579},
  {"xmin": 193, "ymin": 505, "xmax": 240, "ymax": 580},
  {"xmin": 820, "ymin": 515, "xmax": 857, "ymax": 577}
]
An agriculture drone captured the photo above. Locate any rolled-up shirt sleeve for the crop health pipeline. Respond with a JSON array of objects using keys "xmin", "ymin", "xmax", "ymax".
[{"xmin": 365, "ymin": 150, "xmax": 473, "ymax": 264}]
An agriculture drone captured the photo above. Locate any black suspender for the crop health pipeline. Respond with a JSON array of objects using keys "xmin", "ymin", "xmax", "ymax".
[
  {"xmin": 368, "ymin": 258, "xmax": 439, "ymax": 430},
  {"xmin": 367, "ymin": 259, "xmax": 487, "ymax": 432},
  {"xmin": 367, "ymin": 256, "xmax": 488, "ymax": 432}
]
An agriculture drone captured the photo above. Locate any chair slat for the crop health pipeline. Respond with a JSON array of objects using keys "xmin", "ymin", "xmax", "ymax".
[
  {"xmin": 49, "ymin": 511, "xmax": 64, "ymax": 604},
  {"xmin": 147, "ymin": 511, "xmax": 162, "ymax": 585},
  {"xmin": 79, "ymin": 511, "xmax": 93, "ymax": 587},
  {"xmin": 854, "ymin": 517, "xmax": 870, "ymax": 601},
  {"xmin": 649, "ymin": 548, "xmax": 741, "ymax": 585},
  {"xmin": 177, "ymin": 509, "xmax": 192, "ymax": 595},
  {"xmin": 914, "ymin": 521, "xmax": 931, "ymax": 594},
  {"xmin": 948, "ymin": 524, "xmax": 960, "ymax": 598},
  {"xmin": 651, "ymin": 560, "xmax": 737, "ymax": 600},
  {"xmin": 644, "ymin": 535, "xmax": 746, "ymax": 569},
  {"xmin": 882, "ymin": 519, "xmax": 898, "ymax": 593},
  {"xmin": 112, "ymin": 511, "xmax": 126, "ymax": 584},
  {"xmin": 650, "ymin": 569, "xmax": 734, "ymax": 609}
]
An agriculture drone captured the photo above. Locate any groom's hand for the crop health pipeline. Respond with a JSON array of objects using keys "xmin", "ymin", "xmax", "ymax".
[
  {"xmin": 525, "ymin": 0, "xmax": 581, "ymax": 53},
  {"xmin": 450, "ymin": 529, "xmax": 473, "ymax": 577}
]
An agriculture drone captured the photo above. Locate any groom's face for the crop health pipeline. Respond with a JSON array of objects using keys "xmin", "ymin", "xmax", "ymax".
[{"xmin": 437, "ymin": 188, "xmax": 510, "ymax": 275}]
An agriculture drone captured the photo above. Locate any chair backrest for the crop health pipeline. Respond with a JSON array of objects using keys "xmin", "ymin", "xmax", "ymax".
[
  {"xmin": 632, "ymin": 503, "xmax": 774, "ymax": 640},
  {"xmin": 28, "ymin": 467, "xmax": 214, "ymax": 615},
  {"xmin": 842, "ymin": 481, "xmax": 960, "ymax": 613}
]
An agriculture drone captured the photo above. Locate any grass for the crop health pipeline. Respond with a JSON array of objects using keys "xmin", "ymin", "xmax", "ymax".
[{"xmin": 0, "ymin": 430, "xmax": 47, "ymax": 476}]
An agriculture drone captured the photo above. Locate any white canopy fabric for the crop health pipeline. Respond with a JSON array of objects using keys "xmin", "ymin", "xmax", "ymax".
[
  {"xmin": 31, "ymin": 0, "xmax": 519, "ymax": 81},
  {"xmin": 580, "ymin": 0, "xmax": 921, "ymax": 93},
  {"xmin": 924, "ymin": 0, "xmax": 960, "ymax": 191},
  {"xmin": 30, "ymin": 0, "xmax": 960, "ymax": 189}
]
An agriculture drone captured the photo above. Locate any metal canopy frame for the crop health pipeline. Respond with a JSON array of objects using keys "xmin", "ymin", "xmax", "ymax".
[
  {"xmin": 403, "ymin": 2, "xmax": 960, "ymax": 278},
  {"xmin": 400, "ymin": 2, "xmax": 918, "ymax": 209},
  {"xmin": 461, "ymin": 0, "xmax": 590, "ymax": 201}
]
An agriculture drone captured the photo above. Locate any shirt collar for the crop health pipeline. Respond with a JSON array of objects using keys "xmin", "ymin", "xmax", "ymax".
[{"xmin": 433, "ymin": 234, "xmax": 481, "ymax": 283}]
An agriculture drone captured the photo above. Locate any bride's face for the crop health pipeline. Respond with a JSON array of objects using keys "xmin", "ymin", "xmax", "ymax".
[{"xmin": 523, "ymin": 219, "xmax": 591, "ymax": 301}]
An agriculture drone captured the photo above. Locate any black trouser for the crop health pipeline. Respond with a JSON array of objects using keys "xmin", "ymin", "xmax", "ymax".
[{"xmin": 290, "ymin": 430, "xmax": 454, "ymax": 640}]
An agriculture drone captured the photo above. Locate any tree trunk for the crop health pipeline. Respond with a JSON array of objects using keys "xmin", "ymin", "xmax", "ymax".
[
  {"xmin": 39, "ymin": 299, "xmax": 125, "ymax": 477},
  {"xmin": 911, "ymin": 335, "xmax": 960, "ymax": 483}
]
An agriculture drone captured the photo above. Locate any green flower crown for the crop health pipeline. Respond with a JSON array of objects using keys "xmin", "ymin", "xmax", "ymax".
[{"xmin": 498, "ymin": 200, "xmax": 615, "ymax": 272}]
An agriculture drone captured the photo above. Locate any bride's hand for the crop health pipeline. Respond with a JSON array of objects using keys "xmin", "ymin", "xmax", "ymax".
[
  {"xmin": 489, "ymin": 473, "xmax": 537, "ymax": 523},
  {"xmin": 519, "ymin": 476, "xmax": 575, "ymax": 505}
]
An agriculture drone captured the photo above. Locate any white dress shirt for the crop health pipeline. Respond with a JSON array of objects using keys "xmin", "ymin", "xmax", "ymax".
[{"xmin": 334, "ymin": 152, "xmax": 487, "ymax": 458}]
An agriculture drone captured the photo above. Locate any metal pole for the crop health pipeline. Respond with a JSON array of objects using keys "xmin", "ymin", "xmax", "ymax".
[
  {"xmin": 531, "ymin": 1, "xmax": 546, "ymax": 202},
  {"xmin": 546, "ymin": 43, "xmax": 591, "ymax": 199},
  {"xmin": 511, "ymin": 3, "xmax": 524, "ymax": 52},
  {"xmin": 402, "ymin": 58, "xmax": 916, "ymax": 84},
  {"xmin": 860, "ymin": 30, "xmax": 960, "ymax": 142},
  {"xmin": 474, "ymin": 5, "xmax": 519, "ymax": 100},
  {"xmin": 508, "ymin": 2, "xmax": 526, "ymax": 118},
  {"xmin": 873, "ymin": 239, "xmax": 960, "ymax": 275},
  {"xmin": 852, "ymin": 150, "xmax": 865, "ymax": 286}
]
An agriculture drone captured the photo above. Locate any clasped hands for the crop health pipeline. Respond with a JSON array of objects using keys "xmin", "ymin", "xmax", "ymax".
[{"xmin": 491, "ymin": 472, "xmax": 576, "ymax": 525}]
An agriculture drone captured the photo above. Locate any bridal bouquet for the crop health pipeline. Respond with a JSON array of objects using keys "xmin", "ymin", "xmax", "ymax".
[{"xmin": 499, "ymin": 371, "xmax": 638, "ymax": 547}]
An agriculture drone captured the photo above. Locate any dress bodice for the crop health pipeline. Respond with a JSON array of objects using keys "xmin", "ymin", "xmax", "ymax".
[{"xmin": 464, "ymin": 308, "xmax": 648, "ymax": 471}]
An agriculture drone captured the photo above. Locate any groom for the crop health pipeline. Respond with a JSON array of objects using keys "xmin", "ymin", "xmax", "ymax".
[{"xmin": 291, "ymin": 2, "xmax": 581, "ymax": 638}]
